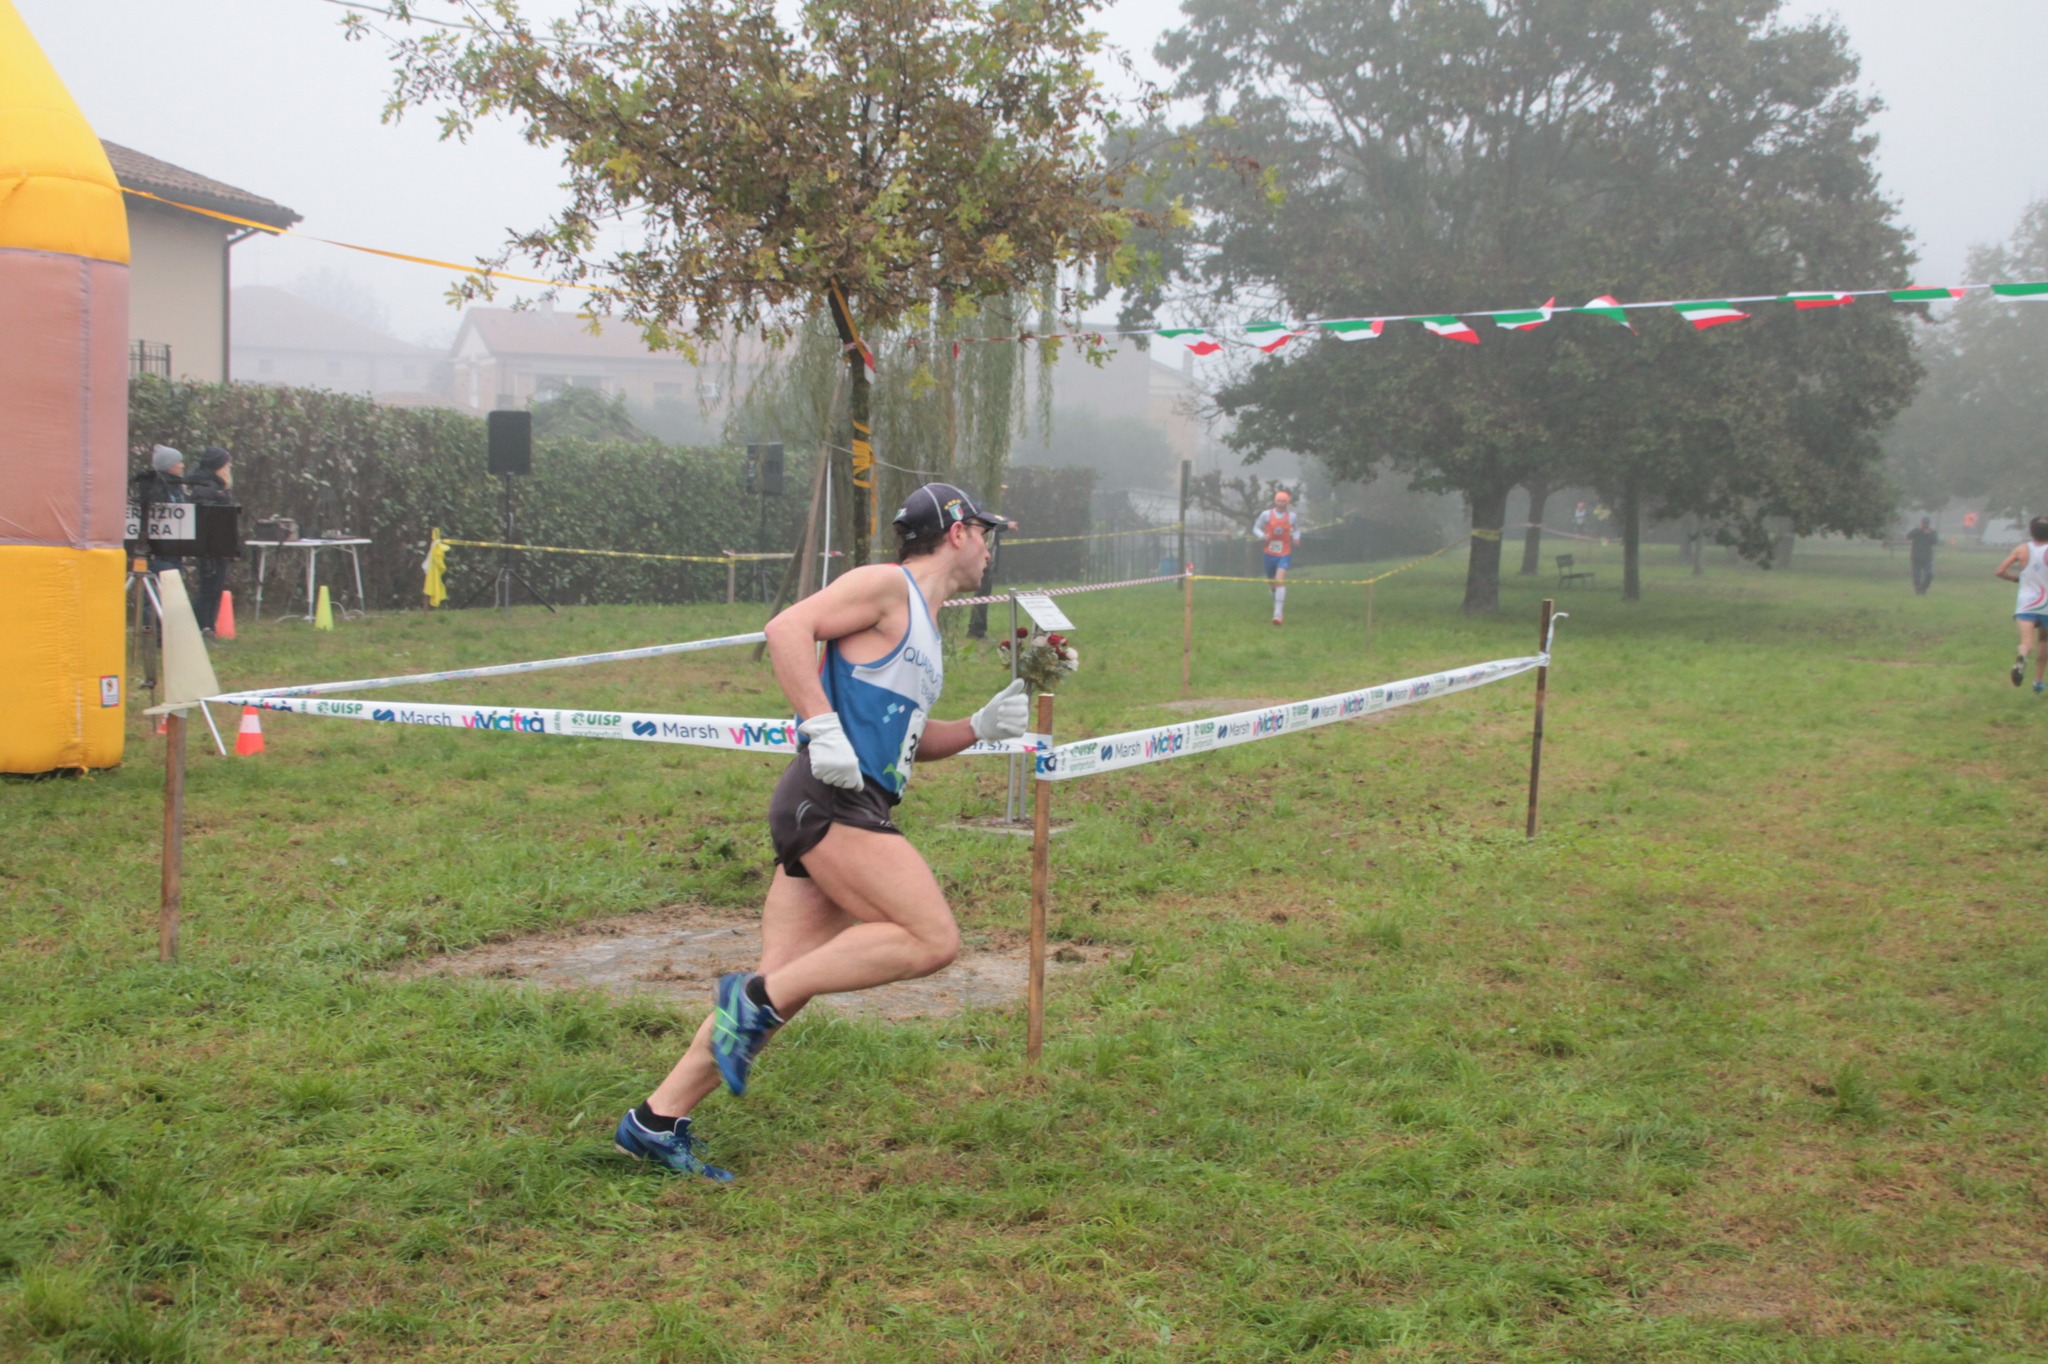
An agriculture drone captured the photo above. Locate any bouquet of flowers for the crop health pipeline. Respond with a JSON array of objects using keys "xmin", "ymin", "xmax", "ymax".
[{"xmin": 997, "ymin": 626, "xmax": 1080, "ymax": 693}]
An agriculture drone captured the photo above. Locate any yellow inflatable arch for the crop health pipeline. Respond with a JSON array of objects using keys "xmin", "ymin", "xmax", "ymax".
[{"xmin": 0, "ymin": 0, "xmax": 130, "ymax": 772}]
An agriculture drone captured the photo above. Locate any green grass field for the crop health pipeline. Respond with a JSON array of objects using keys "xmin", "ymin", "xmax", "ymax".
[{"xmin": 5, "ymin": 539, "xmax": 2045, "ymax": 1361}]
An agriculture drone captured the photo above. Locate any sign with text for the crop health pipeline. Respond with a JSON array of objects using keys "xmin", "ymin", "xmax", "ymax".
[
  {"xmin": 125, "ymin": 500, "xmax": 195, "ymax": 546},
  {"xmin": 1011, "ymin": 591, "xmax": 1074, "ymax": 632}
]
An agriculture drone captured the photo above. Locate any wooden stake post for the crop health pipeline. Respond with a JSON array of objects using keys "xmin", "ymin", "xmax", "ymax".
[
  {"xmin": 160, "ymin": 710, "xmax": 186, "ymax": 961},
  {"xmin": 1027, "ymin": 692, "xmax": 1054, "ymax": 1064},
  {"xmin": 1525, "ymin": 597, "xmax": 1554, "ymax": 839},
  {"xmin": 1181, "ymin": 574, "xmax": 1193, "ymax": 697},
  {"xmin": 1179, "ymin": 460, "xmax": 1192, "ymax": 697}
]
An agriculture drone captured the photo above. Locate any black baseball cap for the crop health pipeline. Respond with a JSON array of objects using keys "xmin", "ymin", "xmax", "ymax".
[{"xmin": 892, "ymin": 482, "xmax": 1010, "ymax": 543}]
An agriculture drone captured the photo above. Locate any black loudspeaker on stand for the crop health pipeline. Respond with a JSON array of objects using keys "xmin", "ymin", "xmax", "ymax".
[{"xmin": 466, "ymin": 411, "xmax": 556, "ymax": 613}]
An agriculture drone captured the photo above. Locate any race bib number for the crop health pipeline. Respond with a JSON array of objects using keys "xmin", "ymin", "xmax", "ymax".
[{"xmin": 1267, "ymin": 539, "xmax": 1287, "ymax": 556}]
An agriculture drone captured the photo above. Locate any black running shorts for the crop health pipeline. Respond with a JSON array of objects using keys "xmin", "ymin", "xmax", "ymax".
[{"xmin": 767, "ymin": 747, "xmax": 904, "ymax": 877}]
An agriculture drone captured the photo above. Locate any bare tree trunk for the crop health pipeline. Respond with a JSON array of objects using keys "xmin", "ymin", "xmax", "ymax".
[
  {"xmin": 1681, "ymin": 513, "xmax": 1707, "ymax": 577},
  {"xmin": 1519, "ymin": 476, "xmax": 1551, "ymax": 576},
  {"xmin": 826, "ymin": 283, "xmax": 874, "ymax": 567},
  {"xmin": 1461, "ymin": 482, "xmax": 1511, "ymax": 614},
  {"xmin": 1621, "ymin": 473, "xmax": 1642, "ymax": 602}
]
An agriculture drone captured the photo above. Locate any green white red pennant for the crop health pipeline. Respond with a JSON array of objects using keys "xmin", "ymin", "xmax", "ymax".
[
  {"xmin": 1788, "ymin": 292, "xmax": 1853, "ymax": 309},
  {"xmin": 1156, "ymin": 328, "xmax": 1223, "ymax": 356},
  {"xmin": 1889, "ymin": 287, "xmax": 1964, "ymax": 302},
  {"xmin": 1318, "ymin": 318, "xmax": 1385, "ymax": 340},
  {"xmin": 1672, "ymin": 301, "xmax": 1750, "ymax": 330},
  {"xmin": 1581, "ymin": 295, "xmax": 1634, "ymax": 330},
  {"xmin": 1246, "ymin": 321, "xmax": 1306, "ymax": 353},
  {"xmin": 1992, "ymin": 282, "xmax": 2048, "ymax": 299},
  {"xmin": 1422, "ymin": 316, "xmax": 1481, "ymax": 344},
  {"xmin": 1494, "ymin": 298, "xmax": 1556, "ymax": 331}
]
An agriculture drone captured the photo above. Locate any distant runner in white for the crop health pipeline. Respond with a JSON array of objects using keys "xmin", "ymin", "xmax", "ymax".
[
  {"xmin": 1994, "ymin": 515, "xmax": 2048, "ymax": 693},
  {"xmin": 613, "ymin": 482, "xmax": 1029, "ymax": 1181}
]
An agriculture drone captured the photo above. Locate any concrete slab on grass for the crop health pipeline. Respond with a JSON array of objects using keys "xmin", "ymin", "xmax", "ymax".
[{"xmin": 390, "ymin": 906, "xmax": 1115, "ymax": 1021}]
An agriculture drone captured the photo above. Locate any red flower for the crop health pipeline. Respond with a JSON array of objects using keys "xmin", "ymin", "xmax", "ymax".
[{"xmin": 1048, "ymin": 633, "xmax": 1067, "ymax": 646}]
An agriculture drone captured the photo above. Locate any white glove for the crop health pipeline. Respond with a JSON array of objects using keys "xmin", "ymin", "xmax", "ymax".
[
  {"xmin": 971, "ymin": 679, "xmax": 1031, "ymax": 743},
  {"xmin": 799, "ymin": 713, "xmax": 864, "ymax": 790}
]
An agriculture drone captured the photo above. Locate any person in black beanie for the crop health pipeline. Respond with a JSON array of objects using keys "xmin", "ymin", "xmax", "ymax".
[{"xmin": 188, "ymin": 446, "xmax": 236, "ymax": 634}]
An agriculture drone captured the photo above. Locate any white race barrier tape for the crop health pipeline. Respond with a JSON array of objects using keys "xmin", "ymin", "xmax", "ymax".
[
  {"xmin": 944, "ymin": 572, "xmax": 1186, "ymax": 610},
  {"xmin": 229, "ymin": 631, "xmax": 769, "ymax": 700},
  {"xmin": 210, "ymin": 691, "xmax": 1043, "ymax": 758},
  {"xmin": 1031, "ymin": 652, "xmax": 1549, "ymax": 781}
]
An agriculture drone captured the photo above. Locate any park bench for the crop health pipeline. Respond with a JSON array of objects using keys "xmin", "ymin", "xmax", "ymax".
[{"xmin": 1556, "ymin": 554, "xmax": 1597, "ymax": 589}]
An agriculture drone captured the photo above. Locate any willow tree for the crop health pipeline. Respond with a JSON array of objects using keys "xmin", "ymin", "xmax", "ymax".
[
  {"xmin": 725, "ymin": 292, "xmax": 1056, "ymax": 632},
  {"xmin": 364, "ymin": 0, "xmax": 1149, "ymax": 564}
]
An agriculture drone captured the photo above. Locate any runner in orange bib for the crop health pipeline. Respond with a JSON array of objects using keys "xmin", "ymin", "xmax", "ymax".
[{"xmin": 1251, "ymin": 489, "xmax": 1302, "ymax": 625}]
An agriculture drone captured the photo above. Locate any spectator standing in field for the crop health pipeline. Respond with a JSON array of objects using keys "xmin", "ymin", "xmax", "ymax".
[
  {"xmin": 1906, "ymin": 516, "xmax": 1939, "ymax": 595},
  {"xmin": 614, "ymin": 482, "xmax": 1030, "ymax": 1180},
  {"xmin": 130, "ymin": 444, "xmax": 188, "ymax": 578},
  {"xmin": 129, "ymin": 444, "xmax": 189, "ymax": 658},
  {"xmin": 1252, "ymin": 488, "xmax": 1303, "ymax": 625},
  {"xmin": 1994, "ymin": 516, "xmax": 2048, "ymax": 692},
  {"xmin": 187, "ymin": 446, "xmax": 235, "ymax": 635}
]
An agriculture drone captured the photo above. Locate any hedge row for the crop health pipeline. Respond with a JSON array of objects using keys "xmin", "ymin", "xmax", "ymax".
[{"xmin": 128, "ymin": 379, "xmax": 815, "ymax": 612}]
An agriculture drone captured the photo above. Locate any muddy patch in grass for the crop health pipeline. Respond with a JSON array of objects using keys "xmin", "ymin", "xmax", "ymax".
[{"xmin": 389, "ymin": 905, "xmax": 1118, "ymax": 1020}]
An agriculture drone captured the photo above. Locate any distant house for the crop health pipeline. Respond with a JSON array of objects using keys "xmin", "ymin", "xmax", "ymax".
[
  {"xmin": 231, "ymin": 286, "xmax": 446, "ymax": 402},
  {"xmin": 102, "ymin": 141, "xmax": 300, "ymax": 384},
  {"xmin": 449, "ymin": 300, "xmax": 757, "ymax": 414}
]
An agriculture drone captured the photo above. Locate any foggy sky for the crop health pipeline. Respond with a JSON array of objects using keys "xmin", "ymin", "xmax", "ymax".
[{"xmin": 18, "ymin": 0, "xmax": 2048, "ymax": 347}]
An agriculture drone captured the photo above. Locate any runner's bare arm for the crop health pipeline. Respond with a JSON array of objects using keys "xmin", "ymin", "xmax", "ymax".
[
  {"xmin": 913, "ymin": 716, "xmax": 979, "ymax": 761},
  {"xmin": 1995, "ymin": 545, "xmax": 2026, "ymax": 582},
  {"xmin": 763, "ymin": 564, "xmax": 904, "ymax": 719}
]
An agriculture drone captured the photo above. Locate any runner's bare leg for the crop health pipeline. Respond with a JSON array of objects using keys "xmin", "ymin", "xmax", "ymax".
[
  {"xmin": 761, "ymin": 823, "xmax": 960, "ymax": 1004},
  {"xmin": 645, "ymin": 868, "xmax": 856, "ymax": 1117}
]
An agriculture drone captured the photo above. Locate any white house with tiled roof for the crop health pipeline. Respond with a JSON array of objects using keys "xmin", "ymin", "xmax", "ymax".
[
  {"xmin": 102, "ymin": 140, "xmax": 299, "ymax": 384},
  {"xmin": 231, "ymin": 286, "xmax": 444, "ymax": 401},
  {"xmin": 449, "ymin": 300, "xmax": 763, "ymax": 414}
]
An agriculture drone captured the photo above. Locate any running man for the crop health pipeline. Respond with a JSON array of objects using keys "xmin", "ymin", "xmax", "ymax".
[
  {"xmin": 615, "ymin": 482, "xmax": 1030, "ymax": 1179},
  {"xmin": 1252, "ymin": 488, "xmax": 1303, "ymax": 625},
  {"xmin": 1994, "ymin": 515, "xmax": 2048, "ymax": 693}
]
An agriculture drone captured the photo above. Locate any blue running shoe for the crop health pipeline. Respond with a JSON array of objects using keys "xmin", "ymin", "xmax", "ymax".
[
  {"xmin": 613, "ymin": 1109, "xmax": 733, "ymax": 1181},
  {"xmin": 711, "ymin": 971, "xmax": 778, "ymax": 1096}
]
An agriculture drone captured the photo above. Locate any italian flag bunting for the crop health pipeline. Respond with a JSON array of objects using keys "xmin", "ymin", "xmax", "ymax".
[
  {"xmin": 1319, "ymin": 318, "xmax": 1385, "ymax": 340},
  {"xmin": 1156, "ymin": 328, "xmax": 1224, "ymax": 356},
  {"xmin": 1580, "ymin": 295, "xmax": 1635, "ymax": 330},
  {"xmin": 1421, "ymin": 315, "xmax": 1481, "ymax": 344},
  {"xmin": 1787, "ymin": 292, "xmax": 1853, "ymax": 309},
  {"xmin": 1494, "ymin": 298, "xmax": 1557, "ymax": 331},
  {"xmin": 1991, "ymin": 282, "xmax": 2048, "ymax": 299},
  {"xmin": 1889, "ymin": 287, "xmax": 1964, "ymax": 302},
  {"xmin": 1245, "ymin": 321, "xmax": 1306, "ymax": 353},
  {"xmin": 1672, "ymin": 301, "xmax": 1750, "ymax": 330}
]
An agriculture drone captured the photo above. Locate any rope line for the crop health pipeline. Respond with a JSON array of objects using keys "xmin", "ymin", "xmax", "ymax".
[
  {"xmin": 439, "ymin": 538, "xmax": 803, "ymax": 564},
  {"xmin": 230, "ymin": 631, "xmax": 770, "ymax": 700},
  {"xmin": 944, "ymin": 572, "xmax": 1186, "ymax": 609},
  {"xmin": 1190, "ymin": 542, "xmax": 1458, "ymax": 587}
]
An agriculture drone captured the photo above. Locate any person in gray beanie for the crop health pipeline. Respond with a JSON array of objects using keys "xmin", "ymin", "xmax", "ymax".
[{"xmin": 128, "ymin": 444, "xmax": 192, "ymax": 671}]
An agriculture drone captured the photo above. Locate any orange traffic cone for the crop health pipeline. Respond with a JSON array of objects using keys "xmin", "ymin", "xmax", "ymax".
[
  {"xmin": 154, "ymin": 713, "xmax": 167, "ymax": 735},
  {"xmin": 234, "ymin": 705, "xmax": 265, "ymax": 756},
  {"xmin": 216, "ymin": 589, "xmax": 236, "ymax": 640}
]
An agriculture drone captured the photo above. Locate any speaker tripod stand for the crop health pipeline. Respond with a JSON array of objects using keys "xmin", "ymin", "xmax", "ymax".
[{"xmin": 462, "ymin": 473, "xmax": 557, "ymax": 613}]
